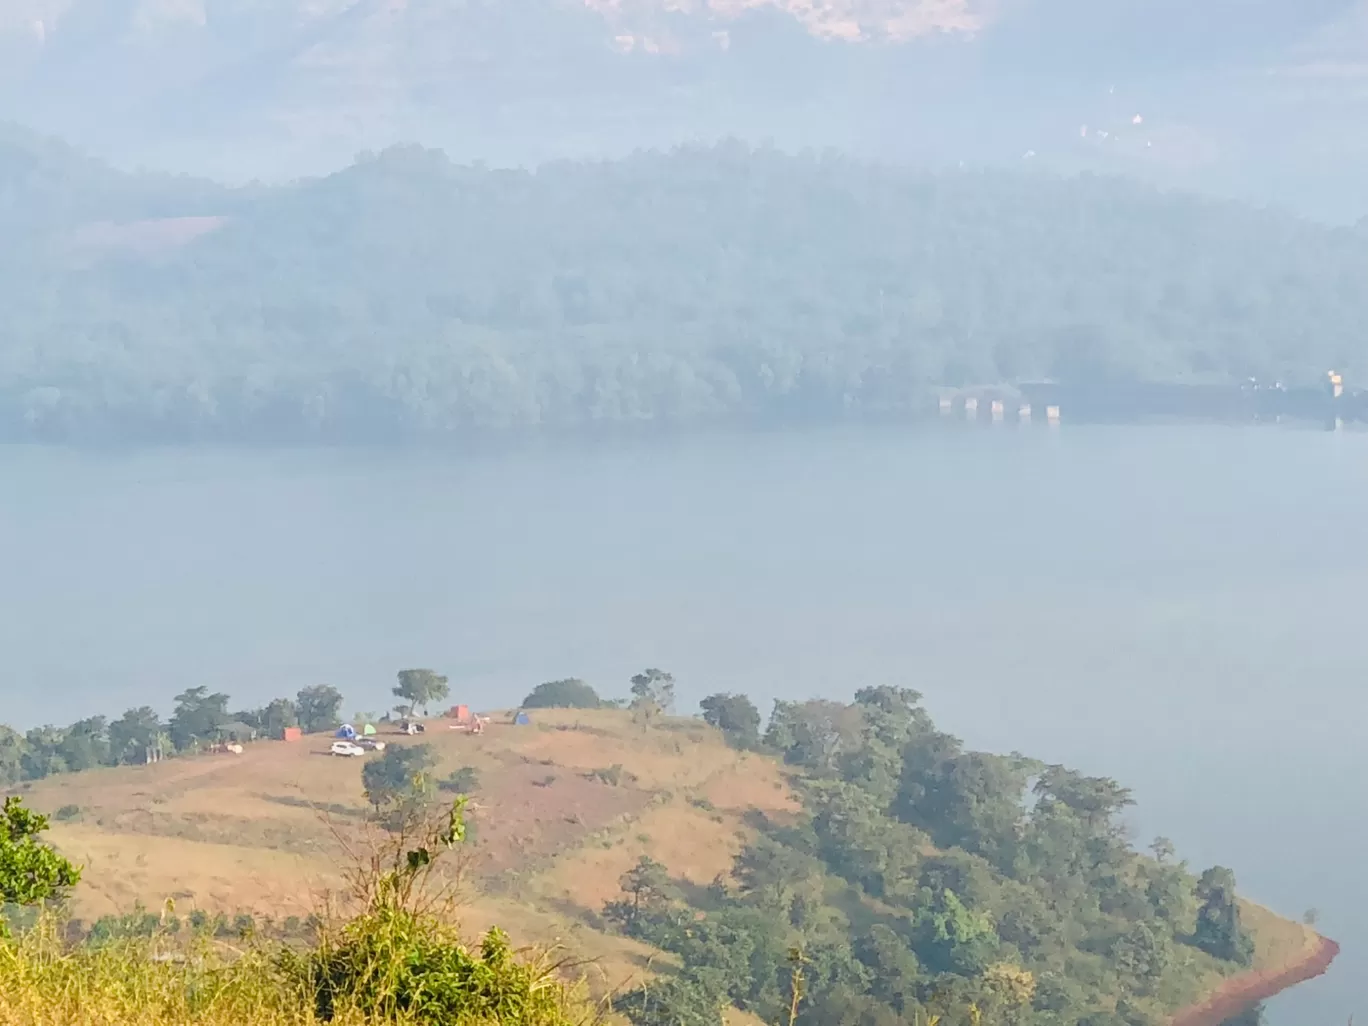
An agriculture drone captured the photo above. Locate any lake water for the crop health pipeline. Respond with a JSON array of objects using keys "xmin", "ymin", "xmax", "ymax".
[{"xmin": 1, "ymin": 424, "xmax": 1364, "ymax": 1021}]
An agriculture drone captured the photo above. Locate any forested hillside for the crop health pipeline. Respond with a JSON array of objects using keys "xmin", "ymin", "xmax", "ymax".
[
  {"xmin": 5, "ymin": 133, "xmax": 1368, "ymax": 443},
  {"xmin": 608, "ymin": 686, "xmax": 1266, "ymax": 1026}
]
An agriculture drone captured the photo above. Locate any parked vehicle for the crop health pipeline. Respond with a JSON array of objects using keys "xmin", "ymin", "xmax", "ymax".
[
  {"xmin": 330, "ymin": 740, "xmax": 365, "ymax": 757},
  {"xmin": 357, "ymin": 737, "xmax": 386, "ymax": 751}
]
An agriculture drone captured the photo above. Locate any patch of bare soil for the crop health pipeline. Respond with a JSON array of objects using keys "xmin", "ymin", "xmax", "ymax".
[
  {"xmin": 1170, "ymin": 936, "xmax": 1339, "ymax": 1026},
  {"xmin": 467, "ymin": 762, "xmax": 655, "ymax": 875}
]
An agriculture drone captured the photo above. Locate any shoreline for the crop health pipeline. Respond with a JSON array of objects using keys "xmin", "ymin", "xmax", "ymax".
[{"xmin": 1171, "ymin": 935, "xmax": 1340, "ymax": 1026}]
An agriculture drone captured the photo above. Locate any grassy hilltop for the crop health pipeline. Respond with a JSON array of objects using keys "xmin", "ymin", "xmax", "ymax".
[
  {"xmin": 20, "ymin": 707, "xmax": 789, "ymax": 992},
  {"xmin": 3, "ymin": 693, "xmax": 1328, "ymax": 1026}
]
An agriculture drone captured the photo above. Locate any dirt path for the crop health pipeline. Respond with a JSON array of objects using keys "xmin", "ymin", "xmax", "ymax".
[{"xmin": 1171, "ymin": 936, "xmax": 1340, "ymax": 1026}]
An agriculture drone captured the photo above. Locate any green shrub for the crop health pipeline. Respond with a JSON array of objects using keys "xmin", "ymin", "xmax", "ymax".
[
  {"xmin": 292, "ymin": 912, "xmax": 576, "ymax": 1025},
  {"xmin": 86, "ymin": 908, "xmax": 162, "ymax": 946},
  {"xmin": 437, "ymin": 767, "xmax": 481, "ymax": 795},
  {"xmin": 0, "ymin": 798, "xmax": 81, "ymax": 907},
  {"xmin": 282, "ymin": 799, "xmax": 582, "ymax": 1025}
]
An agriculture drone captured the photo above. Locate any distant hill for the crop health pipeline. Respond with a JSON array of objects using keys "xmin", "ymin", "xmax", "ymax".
[
  {"xmin": 0, "ymin": 1, "xmax": 1366, "ymax": 218},
  {"xmin": 11, "ymin": 702, "xmax": 1329, "ymax": 1024},
  {"xmin": 3, "ymin": 136, "xmax": 1368, "ymax": 443}
]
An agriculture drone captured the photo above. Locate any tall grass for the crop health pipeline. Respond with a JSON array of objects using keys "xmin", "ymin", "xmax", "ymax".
[
  {"xmin": 0, "ymin": 799, "xmax": 593, "ymax": 1026},
  {"xmin": 0, "ymin": 922, "xmax": 319, "ymax": 1026}
]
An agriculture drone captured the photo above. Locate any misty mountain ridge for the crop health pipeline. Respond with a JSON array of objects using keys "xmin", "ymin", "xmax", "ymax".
[
  {"xmin": 2, "ymin": 0, "xmax": 1367, "ymax": 218},
  {"xmin": 3, "ymin": 128, "xmax": 1368, "ymax": 444}
]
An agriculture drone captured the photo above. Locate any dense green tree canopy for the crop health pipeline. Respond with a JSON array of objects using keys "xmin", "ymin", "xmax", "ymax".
[
  {"xmin": 699, "ymin": 693, "xmax": 762, "ymax": 750},
  {"xmin": 4, "ymin": 140, "xmax": 1368, "ymax": 443},
  {"xmin": 107, "ymin": 707, "xmax": 164, "ymax": 766},
  {"xmin": 606, "ymin": 689, "xmax": 1257, "ymax": 1026},
  {"xmin": 296, "ymin": 685, "xmax": 345, "ymax": 734},
  {"xmin": 521, "ymin": 679, "xmax": 603, "ymax": 709},
  {"xmin": 168, "ymin": 687, "xmax": 230, "ymax": 751}
]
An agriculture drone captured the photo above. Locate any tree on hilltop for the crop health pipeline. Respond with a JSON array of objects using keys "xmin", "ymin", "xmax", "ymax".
[
  {"xmin": 169, "ymin": 687, "xmax": 230, "ymax": 751},
  {"xmin": 699, "ymin": 693, "xmax": 761, "ymax": 750},
  {"xmin": 261, "ymin": 697, "xmax": 299, "ymax": 735},
  {"xmin": 522, "ymin": 679, "xmax": 603, "ymax": 709},
  {"xmin": 629, "ymin": 669, "xmax": 675, "ymax": 725},
  {"xmin": 296, "ymin": 685, "xmax": 344, "ymax": 734},
  {"xmin": 394, "ymin": 669, "xmax": 450, "ymax": 717},
  {"xmin": 108, "ymin": 707, "xmax": 164, "ymax": 765}
]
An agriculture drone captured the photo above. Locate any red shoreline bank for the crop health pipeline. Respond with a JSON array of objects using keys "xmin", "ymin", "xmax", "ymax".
[{"xmin": 1171, "ymin": 936, "xmax": 1340, "ymax": 1026}]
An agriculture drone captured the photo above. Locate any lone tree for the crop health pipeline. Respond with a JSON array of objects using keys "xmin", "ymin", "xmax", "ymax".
[
  {"xmin": 603, "ymin": 855, "xmax": 677, "ymax": 934},
  {"xmin": 629, "ymin": 669, "xmax": 675, "ymax": 725},
  {"xmin": 296, "ymin": 685, "xmax": 345, "ymax": 734},
  {"xmin": 394, "ymin": 669, "xmax": 451, "ymax": 717},
  {"xmin": 699, "ymin": 693, "xmax": 761, "ymax": 750},
  {"xmin": 0, "ymin": 797, "xmax": 81, "ymax": 909},
  {"xmin": 522, "ymin": 679, "xmax": 603, "ymax": 710},
  {"xmin": 1193, "ymin": 866, "xmax": 1255, "ymax": 965}
]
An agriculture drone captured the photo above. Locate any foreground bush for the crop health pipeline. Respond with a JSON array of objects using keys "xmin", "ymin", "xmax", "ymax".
[
  {"xmin": 291, "ymin": 913, "xmax": 574, "ymax": 1025},
  {"xmin": 0, "ymin": 798, "xmax": 589, "ymax": 1026}
]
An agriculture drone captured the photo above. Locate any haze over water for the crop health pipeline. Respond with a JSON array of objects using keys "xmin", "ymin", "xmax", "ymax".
[{"xmin": 1, "ymin": 424, "xmax": 1363, "ymax": 1021}]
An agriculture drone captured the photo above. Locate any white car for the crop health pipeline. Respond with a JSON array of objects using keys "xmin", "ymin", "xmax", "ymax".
[{"xmin": 330, "ymin": 740, "xmax": 365, "ymax": 757}]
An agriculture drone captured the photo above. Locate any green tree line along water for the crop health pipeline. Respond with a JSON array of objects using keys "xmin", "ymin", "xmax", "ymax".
[{"xmin": 4, "ymin": 134, "xmax": 1368, "ymax": 442}]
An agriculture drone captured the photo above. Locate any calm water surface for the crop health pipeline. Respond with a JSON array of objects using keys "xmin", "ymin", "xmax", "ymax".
[{"xmin": 1, "ymin": 424, "xmax": 1364, "ymax": 1022}]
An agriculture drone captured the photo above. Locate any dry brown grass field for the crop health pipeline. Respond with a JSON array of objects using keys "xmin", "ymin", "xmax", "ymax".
[
  {"xmin": 9, "ymin": 707, "xmax": 1320, "ymax": 1017},
  {"xmin": 14, "ymin": 709, "xmax": 793, "ymax": 998}
]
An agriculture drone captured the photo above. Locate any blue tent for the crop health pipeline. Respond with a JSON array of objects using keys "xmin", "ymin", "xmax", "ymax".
[
  {"xmin": 513, "ymin": 711, "xmax": 531, "ymax": 726},
  {"xmin": 335, "ymin": 724, "xmax": 357, "ymax": 740}
]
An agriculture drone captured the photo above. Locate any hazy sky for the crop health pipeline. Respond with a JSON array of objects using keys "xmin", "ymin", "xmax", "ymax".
[{"xmin": 1, "ymin": 0, "xmax": 1366, "ymax": 216}]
